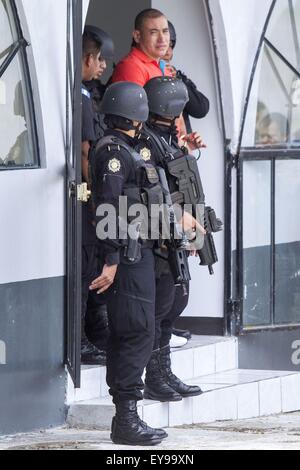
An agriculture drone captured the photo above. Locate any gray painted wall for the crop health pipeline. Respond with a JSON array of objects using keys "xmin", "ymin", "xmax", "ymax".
[
  {"xmin": 0, "ymin": 277, "xmax": 65, "ymax": 435},
  {"xmin": 239, "ymin": 328, "xmax": 300, "ymax": 372}
]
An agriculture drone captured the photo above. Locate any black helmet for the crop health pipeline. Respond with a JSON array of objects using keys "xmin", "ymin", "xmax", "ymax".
[
  {"xmin": 168, "ymin": 21, "xmax": 177, "ymax": 49},
  {"xmin": 84, "ymin": 25, "xmax": 114, "ymax": 59},
  {"xmin": 100, "ymin": 82, "xmax": 149, "ymax": 122},
  {"xmin": 144, "ymin": 77, "xmax": 189, "ymax": 119}
]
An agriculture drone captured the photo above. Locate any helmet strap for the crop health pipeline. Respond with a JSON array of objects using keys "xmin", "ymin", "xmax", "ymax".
[
  {"xmin": 149, "ymin": 114, "xmax": 176, "ymax": 127},
  {"xmin": 105, "ymin": 115, "xmax": 140, "ymax": 133}
]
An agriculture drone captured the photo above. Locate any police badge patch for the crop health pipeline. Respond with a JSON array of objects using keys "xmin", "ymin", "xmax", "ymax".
[
  {"xmin": 108, "ymin": 158, "xmax": 121, "ymax": 173},
  {"xmin": 140, "ymin": 147, "xmax": 151, "ymax": 162}
]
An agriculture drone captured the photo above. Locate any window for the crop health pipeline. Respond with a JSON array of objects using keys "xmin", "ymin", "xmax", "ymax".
[
  {"xmin": 0, "ymin": 0, "xmax": 39, "ymax": 170},
  {"xmin": 242, "ymin": 0, "xmax": 300, "ymax": 148},
  {"xmin": 238, "ymin": 0, "xmax": 300, "ymax": 330}
]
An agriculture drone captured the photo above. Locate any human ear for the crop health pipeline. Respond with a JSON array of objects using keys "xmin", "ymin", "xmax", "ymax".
[{"xmin": 133, "ymin": 30, "xmax": 141, "ymax": 45}]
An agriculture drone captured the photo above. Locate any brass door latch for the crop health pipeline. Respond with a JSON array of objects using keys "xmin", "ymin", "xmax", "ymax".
[{"xmin": 77, "ymin": 182, "xmax": 91, "ymax": 202}]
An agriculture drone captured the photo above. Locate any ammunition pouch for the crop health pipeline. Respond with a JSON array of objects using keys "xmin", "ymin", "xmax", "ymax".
[{"xmin": 123, "ymin": 183, "xmax": 163, "ymax": 217}]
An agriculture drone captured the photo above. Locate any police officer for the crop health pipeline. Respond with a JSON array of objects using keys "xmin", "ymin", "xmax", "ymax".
[
  {"xmin": 89, "ymin": 82, "xmax": 167, "ymax": 446},
  {"xmin": 164, "ymin": 21, "xmax": 210, "ymax": 134},
  {"xmin": 164, "ymin": 21, "xmax": 210, "ymax": 343},
  {"xmin": 83, "ymin": 26, "xmax": 115, "ymax": 140},
  {"xmin": 135, "ymin": 76, "xmax": 205, "ymax": 402},
  {"xmin": 81, "ymin": 29, "xmax": 106, "ymax": 365},
  {"xmin": 82, "ymin": 26, "xmax": 115, "ymax": 357}
]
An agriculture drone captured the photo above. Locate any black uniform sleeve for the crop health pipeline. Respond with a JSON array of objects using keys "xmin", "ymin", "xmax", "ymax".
[
  {"xmin": 177, "ymin": 70, "xmax": 210, "ymax": 119},
  {"xmin": 82, "ymin": 94, "xmax": 96, "ymax": 143},
  {"xmin": 93, "ymin": 149, "xmax": 130, "ymax": 266}
]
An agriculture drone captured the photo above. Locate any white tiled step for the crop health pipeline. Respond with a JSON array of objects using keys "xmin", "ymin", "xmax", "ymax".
[
  {"xmin": 67, "ymin": 369, "xmax": 300, "ymax": 429},
  {"xmin": 67, "ymin": 365, "xmax": 107, "ymax": 404},
  {"xmin": 67, "ymin": 336, "xmax": 238, "ymax": 404}
]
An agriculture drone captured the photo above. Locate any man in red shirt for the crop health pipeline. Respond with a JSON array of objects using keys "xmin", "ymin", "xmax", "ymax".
[
  {"xmin": 112, "ymin": 9, "xmax": 205, "ymax": 149},
  {"xmin": 112, "ymin": 9, "xmax": 170, "ymax": 86}
]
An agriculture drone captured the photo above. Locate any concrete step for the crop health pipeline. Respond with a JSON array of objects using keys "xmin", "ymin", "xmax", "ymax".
[
  {"xmin": 67, "ymin": 369, "xmax": 300, "ymax": 429},
  {"xmin": 67, "ymin": 335, "xmax": 238, "ymax": 404},
  {"xmin": 67, "ymin": 365, "xmax": 107, "ymax": 404}
]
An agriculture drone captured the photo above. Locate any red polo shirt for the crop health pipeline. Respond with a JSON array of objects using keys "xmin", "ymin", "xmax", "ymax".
[{"xmin": 112, "ymin": 47, "xmax": 171, "ymax": 86}]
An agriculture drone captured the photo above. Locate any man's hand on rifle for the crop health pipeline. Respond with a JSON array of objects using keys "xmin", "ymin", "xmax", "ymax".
[
  {"xmin": 180, "ymin": 211, "xmax": 206, "ymax": 236},
  {"xmin": 89, "ymin": 264, "xmax": 118, "ymax": 294},
  {"xmin": 180, "ymin": 132, "xmax": 207, "ymax": 151}
]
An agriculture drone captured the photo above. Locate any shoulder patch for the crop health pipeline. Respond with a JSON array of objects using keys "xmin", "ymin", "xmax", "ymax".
[
  {"xmin": 108, "ymin": 158, "xmax": 121, "ymax": 173},
  {"xmin": 140, "ymin": 147, "xmax": 152, "ymax": 162}
]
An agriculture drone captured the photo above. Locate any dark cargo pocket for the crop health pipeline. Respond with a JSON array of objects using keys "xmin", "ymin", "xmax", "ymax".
[{"xmin": 109, "ymin": 291, "xmax": 154, "ymax": 336}]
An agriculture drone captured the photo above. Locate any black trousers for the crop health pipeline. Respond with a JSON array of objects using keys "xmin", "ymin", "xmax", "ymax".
[
  {"xmin": 85, "ymin": 298, "xmax": 109, "ymax": 350},
  {"xmin": 154, "ymin": 258, "xmax": 190, "ymax": 350},
  {"xmin": 82, "ymin": 244, "xmax": 99, "ymax": 333},
  {"xmin": 106, "ymin": 248, "xmax": 156, "ymax": 403}
]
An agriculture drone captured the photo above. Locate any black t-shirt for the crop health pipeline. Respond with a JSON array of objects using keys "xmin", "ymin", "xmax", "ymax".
[
  {"xmin": 83, "ymin": 80, "xmax": 107, "ymax": 141},
  {"xmin": 82, "ymin": 85, "xmax": 96, "ymax": 143},
  {"xmin": 82, "ymin": 85, "xmax": 97, "ymax": 246}
]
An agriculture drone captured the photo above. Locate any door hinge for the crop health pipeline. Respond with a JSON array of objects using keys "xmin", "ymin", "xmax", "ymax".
[
  {"xmin": 68, "ymin": 181, "xmax": 76, "ymax": 199},
  {"xmin": 227, "ymin": 299, "xmax": 242, "ymax": 335},
  {"xmin": 226, "ymin": 146, "xmax": 238, "ymax": 169},
  {"xmin": 77, "ymin": 183, "xmax": 91, "ymax": 202}
]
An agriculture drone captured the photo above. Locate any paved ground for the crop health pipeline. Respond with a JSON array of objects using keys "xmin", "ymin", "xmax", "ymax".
[{"xmin": 1, "ymin": 413, "xmax": 300, "ymax": 450}]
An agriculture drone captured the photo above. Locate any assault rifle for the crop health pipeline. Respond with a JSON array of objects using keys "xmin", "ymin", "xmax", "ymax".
[
  {"xmin": 157, "ymin": 167, "xmax": 191, "ymax": 294},
  {"xmin": 142, "ymin": 125, "xmax": 223, "ymax": 276},
  {"xmin": 167, "ymin": 153, "xmax": 223, "ymax": 275}
]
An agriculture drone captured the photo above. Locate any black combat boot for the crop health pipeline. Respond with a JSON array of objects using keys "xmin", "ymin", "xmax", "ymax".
[
  {"xmin": 172, "ymin": 327, "xmax": 192, "ymax": 340},
  {"xmin": 111, "ymin": 416, "xmax": 168, "ymax": 440},
  {"xmin": 144, "ymin": 350, "xmax": 182, "ymax": 402},
  {"xmin": 81, "ymin": 335, "xmax": 107, "ymax": 366},
  {"xmin": 160, "ymin": 345, "xmax": 203, "ymax": 397},
  {"xmin": 81, "ymin": 307, "xmax": 106, "ymax": 365},
  {"xmin": 111, "ymin": 401, "xmax": 163, "ymax": 446},
  {"xmin": 86, "ymin": 303, "xmax": 109, "ymax": 351}
]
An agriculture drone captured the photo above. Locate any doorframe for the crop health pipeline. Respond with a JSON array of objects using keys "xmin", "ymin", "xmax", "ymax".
[
  {"xmin": 205, "ymin": 0, "xmax": 230, "ymax": 336},
  {"xmin": 65, "ymin": 0, "xmax": 83, "ymax": 388}
]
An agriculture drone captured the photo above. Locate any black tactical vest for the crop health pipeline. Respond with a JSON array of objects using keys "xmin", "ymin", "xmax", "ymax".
[
  {"xmin": 91, "ymin": 135, "xmax": 164, "ymax": 215},
  {"xmin": 141, "ymin": 125, "xmax": 205, "ymax": 207}
]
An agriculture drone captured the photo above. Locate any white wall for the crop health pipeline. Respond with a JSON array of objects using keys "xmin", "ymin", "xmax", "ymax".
[
  {"xmin": 152, "ymin": 0, "xmax": 224, "ymax": 318},
  {"xmin": 83, "ymin": 0, "xmax": 89, "ymax": 25},
  {"xmin": 0, "ymin": 0, "xmax": 67, "ymax": 284}
]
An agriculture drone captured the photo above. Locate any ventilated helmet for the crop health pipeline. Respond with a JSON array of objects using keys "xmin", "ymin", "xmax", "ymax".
[
  {"xmin": 84, "ymin": 25, "xmax": 115, "ymax": 59},
  {"xmin": 144, "ymin": 77, "xmax": 189, "ymax": 119},
  {"xmin": 100, "ymin": 82, "xmax": 149, "ymax": 122}
]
